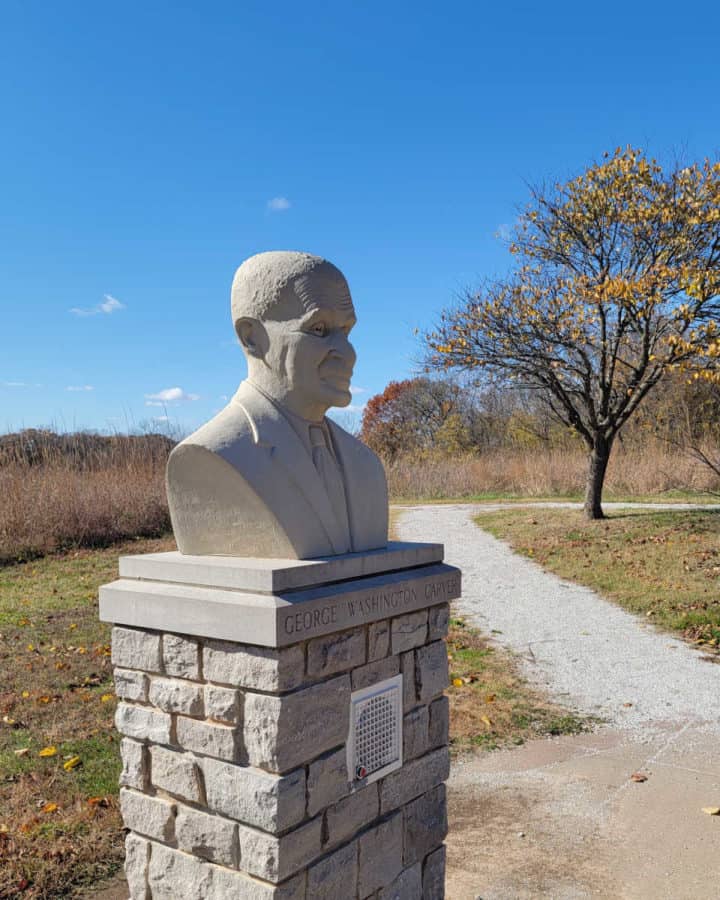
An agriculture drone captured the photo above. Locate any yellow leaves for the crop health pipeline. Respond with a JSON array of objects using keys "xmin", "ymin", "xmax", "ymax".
[
  {"xmin": 101, "ymin": 693, "xmax": 113, "ymax": 703},
  {"xmin": 39, "ymin": 746, "xmax": 57, "ymax": 757},
  {"xmin": 21, "ymin": 691, "xmax": 29, "ymax": 699},
  {"xmin": 63, "ymin": 755, "xmax": 81, "ymax": 771},
  {"xmin": 452, "ymin": 678, "xmax": 463, "ymax": 687},
  {"xmin": 42, "ymin": 802, "xmax": 58, "ymax": 814},
  {"xmin": 2, "ymin": 715, "xmax": 17, "ymax": 726},
  {"xmin": 480, "ymin": 715, "xmax": 493, "ymax": 728}
]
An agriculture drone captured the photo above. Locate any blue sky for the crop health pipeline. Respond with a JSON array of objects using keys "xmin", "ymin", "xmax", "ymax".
[{"xmin": 2, "ymin": 0, "xmax": 719, "ymax": 434}]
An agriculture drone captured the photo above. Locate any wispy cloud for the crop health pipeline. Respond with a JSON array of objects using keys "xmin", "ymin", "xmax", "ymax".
[
  {"xmin": 66, "ymin": 385, "xmax": 94, "ymax": 392},
  {"xmin": 350, "ymin": 386, "xmax": 367, "ymax": 396},
  {"xmin": 145, "ymin": 386, "xmax": 199, "ymax": 407},
  {"xmin": 345, "ymin": 403, "xmax": 367, "ymax": 413},
  {"xmin": 70, "ymin": 294, "xmax": 125, "ymax": 317},
  {"xmin": 267, "ymin": 196, "xmax": 291, "ymax": 212},
  {"xmin": 495, "ymin": 223, "xmax": 512, "ymax": 242},
  {"xmin": 2, "ymin": 381, "xmax": 27, "ymax": 387}
]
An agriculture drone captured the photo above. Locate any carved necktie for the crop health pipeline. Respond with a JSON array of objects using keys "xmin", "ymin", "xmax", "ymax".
[{"xmin": 309, "ymin": 425, "xmax": 351, "ymax": 553}]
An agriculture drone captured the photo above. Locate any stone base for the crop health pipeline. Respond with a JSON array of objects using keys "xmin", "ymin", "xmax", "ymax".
[{"xmin": 100, "ymin": 543, "xmax": 460, "ymax": 899}]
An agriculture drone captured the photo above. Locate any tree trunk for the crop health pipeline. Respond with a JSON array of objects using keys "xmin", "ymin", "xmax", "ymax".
[{"xmin": 584, "ymin": 435, "xmax": 613, "ymax": 520}]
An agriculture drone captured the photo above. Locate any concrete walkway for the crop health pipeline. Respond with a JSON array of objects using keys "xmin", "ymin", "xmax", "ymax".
[{"xmin": 397, "ymin": 503, "xmax": 720, "ymax": 900}]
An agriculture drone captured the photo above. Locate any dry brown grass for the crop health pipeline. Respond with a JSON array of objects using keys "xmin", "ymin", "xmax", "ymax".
[
  {"xmin": 0, "ymin": 432, "xmax": 172, "ymax": 565},
  {"xmin": 387, "ymin": 442, "xmax": 720, "ymax": 501}
]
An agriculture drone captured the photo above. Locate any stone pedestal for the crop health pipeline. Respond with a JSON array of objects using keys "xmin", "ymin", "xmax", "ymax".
[{"xmin": 100, "ymin": 541, "xmax": 460, "ymax": 899}]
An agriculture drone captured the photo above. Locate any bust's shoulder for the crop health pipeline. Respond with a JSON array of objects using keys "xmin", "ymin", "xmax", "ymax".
[
  {"xmin": 327, "ymin": 419, "xmax": 385, "ymax": 474},
  {"xmin": 174, "ymin": 401, "xmax": 254, "ymax": 457}
]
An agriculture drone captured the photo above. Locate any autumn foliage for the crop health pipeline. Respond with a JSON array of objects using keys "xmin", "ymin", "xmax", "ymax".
[{"xmin": 425, "ymin": 148, "xmax": 720, "ymax": 517}]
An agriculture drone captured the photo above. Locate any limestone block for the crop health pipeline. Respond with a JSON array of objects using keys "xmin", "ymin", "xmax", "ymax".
[
  {"xmin": 427, "ymin": 603, "xmax": 450, "ymax": 641},
  {"xmin": 307, "ymin": 840, "xmax": 358, "ymax": 899},
  {"xmin": 306, "ymin": 746, "xmax": 349, "ymax": 817},
  {"xmin": 238, "ymin": 816, "xmax": 323, "ymax": 883},
  {"xmin": 378, "ymin": 863, "xmax": 422, "ymax": 900},
  {"xmin": 415, "ymin": 641, "xmax": 449, "ymax": 704},
  {"xmin": 203, "ymin": 640, "xmax": 304, "ymax": 692},
  {"xmin": 422, "ymin": 845, "xmax": 446, "ymax": 900},
  {"xmin": 379, "ymin": 747, "xmax": 450, "ymax": 815},
  {"xmin": 148, "ymin": 844, "xmax": 214, "ymax": 899},
  {"xmin": 428, "ymin": 696, "xmax": 449, "ymax": 750},
  {"xmin": 176, "ymin": 716, "xmax": 243, "ymax": 763},
  {"xmin": 351, "ymin": 655, "xmax": 399, "ymax": 692},
  {"xmin": 403, "ymin": 785, "xmax": 447, "ymax": 866},
  {"xmin": 400, "ymin": 651, "xmax": 416, "ymax": 712},
  {"xmin": 120, "ymin": 738, "xmax": 146, "ymax": 791},
  {"xmin": 162, "ymin": 633, "xmax": 201, "ymax": 679},
  {"xmin": 324, "ymin": 783, "xmax": 379, "ymax": 848},
  {"xmin": 367, "ymin": 619, "xmax": 390, "ymax": 661},
  {"xmin": 211, "ymin": 864, "xmax": 307, "ymax": 899},
  {"xmin": 307, "ymin": 626, "xmax": 366, "ymax": 678},
  {"xmin": 150, "ymin": 745, "xmax": 204, "ymax": 804},
  {"xmin": 403, "ymin": 705, "xmax": 429, "ymax": 761},
  {"xmin": 124, "ymin": 832, "xmax": 150, "ymax": 900},
  {"xmin": 243, "ymin": 675, "xmax": 350, "ymax": 773},
  {"xmin": 202, "ymin": 757, "xmax": 306, "ymax": 833},
  {"xmin": 175, "ymin": 804, "xmax": 238, "ymax": 867},
  {"xmin": 149, "ymin": 676, "xmax": 204, "ymax": 716},
  {"xmin": 391, "ymin": 611, "xmax": 428, "ymax": 654},
  {"xmin": 115, "ymin": 702, "xmax": 172, "ymax": 745},
  {"xmin": 205, "ymin": 684, "xmax": 242, "ymax": 724},
  {"xmin": 357, "ymin": 811, "xmax": 403, "ymax": 896},
  {"xmin": 119, "ymin": 788, "xmax": 175, "ymax": 842},
  {"xmin": 112, "ymin": 626, "xmax": 162, "ymax": 672},
  {"xmin": 114, "ymin": 668, "xmax": 149, "ymax": 703}
]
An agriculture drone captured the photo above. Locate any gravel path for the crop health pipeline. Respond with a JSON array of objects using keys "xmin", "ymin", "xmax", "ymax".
[{"xmin": 396, "ymin": 503, "xmax": 720, "ymax": 733}]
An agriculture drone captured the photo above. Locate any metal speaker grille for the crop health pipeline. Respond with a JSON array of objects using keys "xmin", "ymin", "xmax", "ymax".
[{"xmin": 348, "ymin": 675, "xmax": 403, "ymax": 786}]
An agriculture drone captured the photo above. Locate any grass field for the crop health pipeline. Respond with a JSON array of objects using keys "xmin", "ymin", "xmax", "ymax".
[
  {"xmin": 0, "ymin": 526, "xmax": 589, "ymax": 897},
  {"xmin": 476, "ymin": 507, "xmax": 720, "ymax": 651}
]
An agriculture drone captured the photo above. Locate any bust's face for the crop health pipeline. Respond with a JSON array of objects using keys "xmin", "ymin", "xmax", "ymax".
[{"xmin": 260, "ymin": 271, "xmax": 357, "ymax": 421}]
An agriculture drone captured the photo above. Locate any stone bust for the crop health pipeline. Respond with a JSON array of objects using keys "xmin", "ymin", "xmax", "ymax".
[{"xmin": 166, "ymin": 251, "xmax": 389, "ymax": 559}]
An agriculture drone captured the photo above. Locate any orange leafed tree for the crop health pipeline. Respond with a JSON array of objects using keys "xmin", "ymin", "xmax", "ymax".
[{"xmin": 425, "ymin": 148, "xmax": 720, "ymax": 518}]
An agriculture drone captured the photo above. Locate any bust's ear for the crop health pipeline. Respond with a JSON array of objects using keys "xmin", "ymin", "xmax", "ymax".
[{"xmin": 235, "ymin": 317, "xmax": 268, "ymax": 359}]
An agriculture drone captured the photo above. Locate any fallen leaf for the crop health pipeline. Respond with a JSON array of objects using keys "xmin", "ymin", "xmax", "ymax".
[
  {"xmin": 42, "ymin": 802, "xmax": 58, "ymax": 813},
  {"xmin": 452, "ymin": 678, "xmax": 463, "ymax": 687},
  {"xmin": 63, "ymin": 755, "xmax": 81, "ymax": 771},
  {"xmin": 69, "ymin": 623, "xmax": 78, "ymax": 630},
  {"xmin": 480, "ymin": 715, "xmax": 493, "ymax": 727},
  {"xmin": 100, "ymin": 693, "xmax": 113, "ymax": 702},
  {"xmin": 13, "ymin": 748, "xmax": 30, "ymax": 757},
  {"xmin": 21, "ymin": 691, "xmax": 30, "ymax": 699},
  {"xmin": 37, "ymin": 696, "xmax": 51, "ymax": 704},
  {"xmin": 0, "ymin": 824, "xmax": 9, "ymax": 833},
  {"xmin": 39, "ymin": 746, "xmax": 57, "ymax": 758},
  {"xmin": 2, "ymin": 715, "xmax": 16, "ymax": 726},
  {"xmin": 87, "ymin": 796, "xmax": 109, "ymax": 807},
  {"xmin": 701, "ymin": 806, "xmax": 720, "ymax": 816},
  {"xmin": 630, "ymin": 772, "xmax": 648, "ymax": 783},
  {"xmin": 485, "ymin": 694, "xmax": 496, "ymax": 703},
  {"xmin": 623, "ymin": 702, "xmax": 633, "ymax": 707}
]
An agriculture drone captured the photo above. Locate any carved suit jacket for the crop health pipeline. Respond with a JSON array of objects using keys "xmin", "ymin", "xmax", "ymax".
[{"xmin": 166, "ymin": 381, "xmax": 388, "ymax": 559}]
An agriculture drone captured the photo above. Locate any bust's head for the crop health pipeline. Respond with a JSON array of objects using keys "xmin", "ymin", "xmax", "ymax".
[{"xmin": 231, "ymin": 251, "xmax": 357, "ymax": 423}]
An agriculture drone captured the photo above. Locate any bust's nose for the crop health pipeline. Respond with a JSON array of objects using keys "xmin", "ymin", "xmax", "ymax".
[{"xmin": 328, "ymin": 332, "xmax": 357, "ymax": 372}]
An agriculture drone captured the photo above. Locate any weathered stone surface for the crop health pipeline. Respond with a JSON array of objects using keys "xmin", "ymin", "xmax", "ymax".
[
  {"xmin": 391, "ymin": 611, "xmax": 428, "ymax": 654},
  {"xmin": 306, "ymin": 747, "xmax": 348, "ymax": 817},
  {"xmin": 175, "ymin": 804, "xmax": 237, "ymax": 866},
  {"xmin": 120, "ymin": 738, "xmax": 146, "ymax": 791},
  {"xmin": 324, "ymin": 783, "xmax": 379, "ymax": 848},
  {"xmin": 148, "ymin": 844, "xmax": 214, "ymax": 899},
  {"xmin": 163, "ymin": 633, "xmax": 200, "ymax": 679},
  {"xmin": 351, "ymin": 655, "xmax": 399, "ymax": 691},
  {"xmin": 176, "ymin": 716, "xmax": 243, "ymax": 762},
  {"xmin": 404, "ymin": 785, "xmax": 447, "ymax": 866},
  {"xmin": 428, "ymin": 696, "xmax": 449, "ymax": 750},
  {"xmin": 400, "ymin": 651, "xmax": 416, "ymax": 712},
  {"xmin": 205, "ymin": 684, "xmax": 242, "ymax": 724},
  {"xmin": 238, "ymin": 817, "xmax": 322, "ymax": 883},
  {"xmin": 124, "ymin": 832, "xmax": 150, "ymax": 900},
  {"xmin": 307, "ymin": 840, "xmax": 358, "ymax": 899},
  {"xmin": 150, "ymin": 745, "xmax": 204, "ymax": 804},
  {"xmin": 427, "ymin": 604, "xmax": 449, "ymax": 641},
  {"xmin": 115, "ymin": 702, "xmax": 171, "ymax": 745},
  {"xmin": 379, "ymin": 748, "xmax": 450, "ymax": 815},
  {"xmin": 149, "ymin": 676, "xmax": 204, "ymax": 716},
  {"xmin": 119, "ymin": 788, "xmax": 175, "ymax": 842},
  {"xmin": 244, "ymin": 676, "xmax": 350, "ymax": 773},
  {"xmin": 415, "ymin": 641, "xmax": 449, "ymax": 704},
  {"xmin": 403, "ymin": 705, "xmax": 429, "ymax": 761},
  {"xmin": 367, "ymin": 619, "xmax": 390, "ymax": 661},
  {"xmin": 203, "ymin": 640, "xmax": 304, "ymax": 692},
  {"xmin": 112, "ymin": 626, "xmax": 162, "ymax": 672},
  {"xmin": 202, "ymin": 758, "xmax": 306, "ymax": 833},
  {"xmin": 422, "ymin": 844, "xmax": 446, "ymax": 900},
  {"xmin": 114, "ymin": 668, "xmax": 149, "ymax": 703},
  {"xmin": 357, "ymin": 812, "xmax": 403, "ymax": 896},
  {"xmin": 212, "ymin": 864, "xmax": 307, "ymax": 899},
  {"xmin": 378, "ymin": 863, "xmax": 422, "ymax": 900},
  {"xmin": 307, "ymin": 626, "xmax": 366, "ymax": 678}
]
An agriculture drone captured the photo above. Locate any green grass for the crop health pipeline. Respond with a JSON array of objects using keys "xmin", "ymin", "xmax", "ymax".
[{"xmin": 475, "ymin": 507, "xmax": 720, "ymax": 650}]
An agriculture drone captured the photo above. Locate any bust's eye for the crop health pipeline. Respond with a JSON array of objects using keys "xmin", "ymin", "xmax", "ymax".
[{"xmin": 310, "ymin": 322, "xmax": 327, "ymax": 337}]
